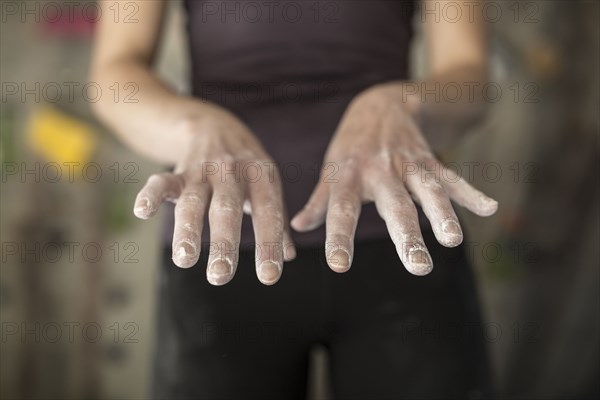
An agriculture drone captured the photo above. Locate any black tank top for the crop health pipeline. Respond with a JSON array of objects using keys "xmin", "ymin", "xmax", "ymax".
[{"xmin": 177, "ymin": 0, "xmax": 415, "ymax": 247}]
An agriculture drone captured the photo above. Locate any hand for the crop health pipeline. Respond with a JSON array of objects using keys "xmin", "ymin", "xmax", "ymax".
[
  {"xmin": 291, "ymin": 83, "xmax": 497, "ymax": 276},
  {"xmin": 133, "ymin": 110, "xmax": 296, "ymax": 285}
]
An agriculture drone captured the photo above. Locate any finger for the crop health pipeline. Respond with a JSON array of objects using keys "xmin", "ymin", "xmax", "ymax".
[
  {"xmin": 406, "ymin": 166, "xmax": 463, "ymax": 248},
  {"xmin": 134, "ymin": 173, "xmax": 182, "ymax": 219},
  {"xmin": 249, "ymin": 177, "xmax": 285, "ymax": 285},
  {"xmin": 291, "ymin": 180, "xmax": 329, "ymax": 232},
  {"xmin": 283, "ymin": 227, "xmax": 297, "ymax": 262},
  {"xmin": 206, "ymin": 180, "xmax": 244, "ymax": 286},
  {"xmin": 325, "ymin": 172, "xmax": 361, "ymax": 273},
  {"xmin": 280, "ymin": 200, "xmax": 297, "ymax": 262},
  {"xmin": 245, "ymin": 199, "xmax": 296, "ymax": 262},
  {"xmin": 371, "ymin": 175, "xmax": 433, "ymax": 276},
  {"xmin": 243, "ymin": 199, "xmax": 252, "ymax": 215},
  {"xmin": 440, "ymin": 163, "xmax": 498, "ymax": 217},
  {"xmin": 171, "ymin": 180, "xmax": 210, "ymax": 269}
]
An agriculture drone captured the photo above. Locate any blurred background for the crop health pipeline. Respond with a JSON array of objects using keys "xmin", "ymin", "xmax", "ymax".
[{"xmin": 1, "ymin": 1, "xmax": 598, "ymax": 399}]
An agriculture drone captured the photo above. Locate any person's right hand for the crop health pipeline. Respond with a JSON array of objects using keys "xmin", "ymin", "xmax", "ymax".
[{"xmin": 132, "ymin": 109, "xmax": 296, "ymax": 286}]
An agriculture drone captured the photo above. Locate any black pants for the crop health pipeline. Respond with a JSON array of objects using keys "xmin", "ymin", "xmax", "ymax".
[{"xmin": 153, "ymin": 231, "xmax": 493, "ymax": 399}]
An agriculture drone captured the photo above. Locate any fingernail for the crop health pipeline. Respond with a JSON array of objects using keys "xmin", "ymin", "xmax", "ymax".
[
  {"xmin": 479, "ymin": 196, "xmax": 499, "ymax": 216},
  {"xmin": 207, "ymin": 259, "xmax": 233, "ymax": 286},
  {"xmin": 173, "ymin": 242, "xmax": 197, "ymax": 268},
  {"xmin": 134, "ymin": 198, "xmax": 152, "ymax": 219},
  {"xmin": 258, "ymin": 261, "xmax": 282, "ymax": 285},
  {"xmin": 328, "ymin": 249, "xmax": 351, "ymax": 272},
  {"xmin": 442, "ymin": 220, "xmax": 461, "ymax": 235},
  {"xmin": 407, "ymin": 249, "xmax": 433, "ymax": 276},
  {"xmin": 441, "ymin": 220, "xmax": 463, "ymax": 247}
]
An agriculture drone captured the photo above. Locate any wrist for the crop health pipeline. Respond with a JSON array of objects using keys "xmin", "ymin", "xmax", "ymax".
[
  {"xmin": 354, "ymin": 81, "xmax": 422, "ymax": 117},
  {"xmin": 173, "ymin": 101, "xmax": 239, "ymax": 138}
]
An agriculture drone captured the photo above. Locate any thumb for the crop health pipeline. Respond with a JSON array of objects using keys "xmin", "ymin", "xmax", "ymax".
[{"xmin": 291, "ymin": 181, "xmax": 329, "ymax": 232}]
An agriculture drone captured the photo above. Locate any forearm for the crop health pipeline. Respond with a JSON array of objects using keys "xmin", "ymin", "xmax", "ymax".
[
  {"xmin": 90, "ymin": 59, "xmax": 226, "ymax": 165},
  {"xmin": 412, "ymin": 65, "xmax": 489, "ymax": 153}
]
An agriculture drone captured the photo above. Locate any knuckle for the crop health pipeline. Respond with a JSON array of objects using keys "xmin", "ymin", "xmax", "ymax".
[
  {"xmin": 178, "ymin": 190, "xmax": 207, "ymax": 208},
  {"xmin": 257, "ymin": 199, "xmax": 282, "ymax": 215},
  {"xmin": 253, "ymin": 200, "xmax": 283, "ymax": 225},
  {"xmin": 212, "ymin": 154, "xmax": 236, "ymax": 166},
  {"xmin": 147, "ymin": 173, "xmax": 171, "ymax": 186},
  {"xmin": 387, "ymin": 200, "xmax": 418, "ymax": 221},
  {"xmin": 179, "ymin": 222, "xmax": 199, "ymax": 233},
  {"xmin": 257, "ymin": 216, "xmax": 284, "ymax": 234},
  {"xmin": 340, "ymin": 156, "xmax": 359, "ymax": 169},
  {"xmin": 421, "ymin": 173, "xmax": 443, "ymax": 190},
  {"xmin": 330, "ymin": 198, "xmax": 359, "ymax": 219},
  {"xmin": 388, "ymin": 188, "xmax": 413, "ymax": 205},
  {"xmin": 337, "ymin": 160, "xmax": 361, "ymax": 182},
  {"xmin": 211, "ymin": 197, "xmax": 243, "ymax": 215},
  {"xmin": 252, "ymin": 178, "xmax": 282, "ymax": 195},
  {"xmin": 372, "ymin": 151, "xmax": 395, "ymax": 172}
]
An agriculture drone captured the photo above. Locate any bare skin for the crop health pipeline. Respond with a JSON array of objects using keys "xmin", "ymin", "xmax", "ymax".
[
  {"xmin": 91, "ymin": 1, "xmax": 294, "ymax": 285},
  {"xmin": 291, "ymin": 83, "xmax": 497, "ymax": 275},
  {"xmin": 91, "ymin": 1, "xmax": 496, "ymax": 284},
  {"xmin": 132, "ymin": 111, "xmax": 296, "ymax": 285}
]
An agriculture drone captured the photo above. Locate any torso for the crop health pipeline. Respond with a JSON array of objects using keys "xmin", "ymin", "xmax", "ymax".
[{"xmin": 183, "ymin": 0, "xmax": 415, "ymax": 246}]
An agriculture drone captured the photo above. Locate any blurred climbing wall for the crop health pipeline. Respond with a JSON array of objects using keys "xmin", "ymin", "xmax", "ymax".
[
  {"xmin": 1, "ymin": 1, "xmax": 188, "ymax": 398},
  {"xmin": 462, "ymin": 2, "xmax": 600, "ymax": 398}
]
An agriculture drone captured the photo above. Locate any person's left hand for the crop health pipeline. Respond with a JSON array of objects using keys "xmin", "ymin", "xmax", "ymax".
[{"xmin": 291, "ymin": 82, "xmax": 498, "ymax": 276}]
